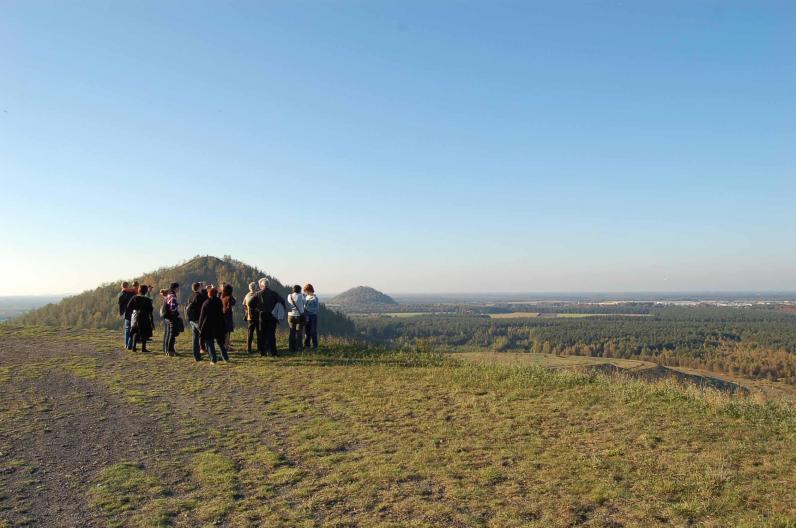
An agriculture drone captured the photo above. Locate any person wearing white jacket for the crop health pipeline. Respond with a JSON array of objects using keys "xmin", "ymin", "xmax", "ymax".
[{"xmin": 286, "ymin": 285, "xmax": 306, "ymax": 352}]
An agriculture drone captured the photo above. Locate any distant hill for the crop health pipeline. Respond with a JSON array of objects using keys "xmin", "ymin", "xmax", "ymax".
[
  {"xmin": 16, "ymin": 256, "xmax": 355, "ymax": 336},
  {"xmin": 330, "ymin": 286, "xmax": 398, "ymax": 309}
]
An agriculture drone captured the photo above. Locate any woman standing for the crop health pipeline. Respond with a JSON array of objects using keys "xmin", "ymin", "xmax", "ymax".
[
  {"xmin": 198, "ymin": 287, "xmax": 229, "ymax": 364},
  {"xmin": 286, "ymin": 285, "xmax": 305, "ymax": 352},
  {"xmin": 126, "ymin": 285, "xmax": 154, "ymax": 353},
  {"xmin": 221, "ymin": 283, "xmax": 236, "ymax": 350},
  {"xmin": 303, "ymin": 284, "xmax": 319, "ymax": 349},
  {"xmin": 161, "ymin": 283, "xmax": 180, "ymax": 356}
]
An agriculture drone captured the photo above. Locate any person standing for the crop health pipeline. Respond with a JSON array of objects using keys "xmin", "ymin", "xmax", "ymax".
[
  {"xmin": 221, "ymin": 284, "xmax": 236, "ymax": 350},
  {"xmin": 253, "ymin": 277, "xmax": 286, "ymax": 357},
  {"xmin": 161, "ymin": 283, "xmax": 180, "ymax": 356},
  {"xmin": 242, "ymin": 282, "xmax": 259, "ymax": 354},
  {"xmin": 118, "ymin": 281, "xmax": 137, "ymax": 349},
  {"xmin": 286, "ymin": 285, "xmax": 305, "ymax": 352},
  {"xmin": 185, "ymin": 282, "xmax": 208, "ymax": 361},
  {"xmin": 126, "ymin": 285, "xmax": 154, "ymax": 352},
  {"xmin": 198, "ymin": 287, "xmax": 229, "ymax": 364},
  {"xmin": 303, "ymin": 284, "xmax": 319, "ymax": 349}
]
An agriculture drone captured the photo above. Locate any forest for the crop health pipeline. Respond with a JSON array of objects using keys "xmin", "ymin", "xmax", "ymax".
[{"xmin": 355, "ymin": 306, "xmax": 796, "ymax": 385}]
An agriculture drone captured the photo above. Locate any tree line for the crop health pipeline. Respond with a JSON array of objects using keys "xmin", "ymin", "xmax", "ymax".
[{"xmin": 356, "ymin": 307, "xmax": 796, "ymax": 384}]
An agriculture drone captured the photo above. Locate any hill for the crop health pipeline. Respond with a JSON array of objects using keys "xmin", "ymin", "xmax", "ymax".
[
  {"xmin": 0, "ymin": 324, "xmax": 794, "ymax": 526},
  {"xmin": 330, "ymin": 286, "xmax": 397, "ymax": 308},
  {"xmin": 16, "ymin": 256, "xmax": 355, "ymax": 336}
]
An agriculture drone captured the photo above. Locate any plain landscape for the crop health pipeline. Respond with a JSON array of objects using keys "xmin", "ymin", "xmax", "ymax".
[{"xmin": 1, "ymin": 257, "xmax": 795, "ymax": 527}]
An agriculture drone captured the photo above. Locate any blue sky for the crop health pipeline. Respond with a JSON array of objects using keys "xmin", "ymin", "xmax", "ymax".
[{"xmin": 1, "ymin": 1, "xmax": 794, "ymax": 295}]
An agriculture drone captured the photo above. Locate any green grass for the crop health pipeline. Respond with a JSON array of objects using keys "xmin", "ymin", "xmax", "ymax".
[
  {"xmin": 193, "ymin": 452, "xmax": 238, "ymax": 523},
  {"xmin": 88, "ymin": 463, "xmax": 166, "ymax": 525},
  {"xmin": 1, "ymin": 324, "xmax": 795, "ymax": 527}
]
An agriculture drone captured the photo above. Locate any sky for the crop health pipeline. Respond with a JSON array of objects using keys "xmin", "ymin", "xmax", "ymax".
[{"xmin": 1, "ymin": 1, "xmax": 794, "ymax": 296}]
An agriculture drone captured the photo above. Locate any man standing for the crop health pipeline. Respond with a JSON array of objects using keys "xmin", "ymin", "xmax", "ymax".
[
  {"xmin": 118, "ymin": 281, "xmax": 137, "ymax": 349},
  {"xmin": 185, "ymin": 282, "xmax": 208, "ymax": 361},
  {"xmin": 253, "ymin": 277, "xmax": 286, "ymax": 357},
  {"xmin": 242, "ymin": 282, "xmax": 259, "ymax": 354},
  {"xmin": 198, "ymin": 287, "xmax": 229, "ymax": 364}
]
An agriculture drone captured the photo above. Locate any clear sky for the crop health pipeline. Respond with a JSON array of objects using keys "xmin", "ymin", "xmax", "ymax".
[{"xmin": 1, "ymin": 1, "xmax": 794, "ymax": 296}]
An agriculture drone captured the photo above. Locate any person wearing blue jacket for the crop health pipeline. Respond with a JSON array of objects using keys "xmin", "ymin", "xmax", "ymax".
[{"xmin": 303, "ymin": 284, "xmax": 320, "ymax": 349}]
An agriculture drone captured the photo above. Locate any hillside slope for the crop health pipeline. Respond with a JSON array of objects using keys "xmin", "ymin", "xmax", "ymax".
[{"xmin": 16, "ymin": 256, "xmax": 355, "ymax": 335}]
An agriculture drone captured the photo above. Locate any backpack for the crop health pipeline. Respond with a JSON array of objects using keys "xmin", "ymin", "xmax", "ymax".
[
  {"xmin": 160, "ymin": 301, "xmax": 170, "ymax": 319},
  {"xmin": 184, "ymin": 298, "xmax": 195, "ymax": 321}
]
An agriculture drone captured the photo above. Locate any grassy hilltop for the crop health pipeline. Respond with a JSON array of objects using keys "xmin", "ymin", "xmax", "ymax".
[
  {"xmin": 0, "ymin": 325, "xmax": 794, "ymax": 527},
  {"xmin": 16, "ymin": 256, "xmax": 355, "ymax": 336}
]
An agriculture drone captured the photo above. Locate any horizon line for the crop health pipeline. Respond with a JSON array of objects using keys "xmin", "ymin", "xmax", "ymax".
[{"xmin": 3, "ymin": 290, "xmax": 796, "ymax": 299}]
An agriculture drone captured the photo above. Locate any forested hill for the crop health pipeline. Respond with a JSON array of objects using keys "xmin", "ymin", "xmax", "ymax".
[
  {"xmin": 330, "ymin": 286, "xmax": 397, "ymax": 308},
  {"xmin": 16, "ymin": 256, "xmax": 356, "ymax": 335}
]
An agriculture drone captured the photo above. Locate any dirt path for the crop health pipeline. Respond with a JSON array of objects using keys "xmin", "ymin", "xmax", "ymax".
[
  {"xmin": 0, "ymin": 333, "xmax": 357, "ymax": 527},
  {"xmin": 0, "ymin": 338, "xmax": 185, "ymax": 527}
]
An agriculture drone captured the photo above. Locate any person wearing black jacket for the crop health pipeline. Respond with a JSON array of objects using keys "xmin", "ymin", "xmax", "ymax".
[
  {"xmin": 118, "ymin": 281, "xmax": 136, "ymax": 349},
  {"xmin": 253, "ymin": 277, "xmax": 286, "ymax": 357},
  {"xmin": 198, "ymin": 287, "xmax": 229, "ymax": 364},
  {"xmin": 161, "ymin": 282, "xmax": 180, "ymax": 357},
  {"xmin": 125, "ymin": 285, "xmax": 154, "ymax": 353},
  {"xmin": 185, "ymin": 282, "xmax": 208, "ymax": 361}
]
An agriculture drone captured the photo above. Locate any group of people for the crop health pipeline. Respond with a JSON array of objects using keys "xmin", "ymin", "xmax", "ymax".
[{"xmin": 117, "ymin": 278, "xmax": 320, "ymax": 364}]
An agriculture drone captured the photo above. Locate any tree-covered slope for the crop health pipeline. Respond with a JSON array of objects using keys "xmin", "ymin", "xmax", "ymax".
[
  {"xmin": 16, "ymin": 256, "xmax": 355, "ymax": 335},
  {"xmin": 330, "ymin": 286, "xmax": 397, "ymax": 308}
]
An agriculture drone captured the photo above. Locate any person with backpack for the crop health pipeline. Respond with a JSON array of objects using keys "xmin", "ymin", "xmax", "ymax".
[
  {"xmin": 198, "ymin": 287, "xmax": 229, "ymax": 364},
  {"xmin": 253, "ymin": 277, "xmax": 286, "ymax": 357},
  {"xmin": 303, "ymin": 283, "xmax": 320, "ymax": 349},
  {"xmin": 286, "ymin": 285, "xmax": 306, "ymax": 352},
  {"xmin": 118, "ymin": 281, "xmax": 137, "ymax": 349},
  {"xmin": 126, "ymin": 285, "xmax": 154, "ymax": 352},
  {"xmin": 221, "ymin": 283, "xmax": 236, "ymax": 350},
  {"xmin": 160, "ymin": 282, "xmax": 180, "ymax": 357},
  {"xmin": 185, "ymin": 282, "xmax": 208, "ymax": 361},
  {"xmin": 242, "ymin": 282, "xmax": 259, "ymax": 354}
]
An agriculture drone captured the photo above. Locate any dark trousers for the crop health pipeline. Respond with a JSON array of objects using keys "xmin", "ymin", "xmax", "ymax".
[
  {"xmin": 259, "ymin": 316, "xmax": 278, "ymax": 356},
  {"xmin": 247, "ymin": 320, "xmax": 258, "ymax": 353},
  {"xmin": 203, "ymin": 336, "xmax": 228, "ymax": 362},
  {"xmin": 304, "ymin": 314, "xmax": 318, "ymax": 348},
  {"xmin": 190, "ymin": 321, "xmax": 201, "ymax": 361},
  {"xmin": 288, "ymin": 315, "xmax": 304, "ymax": 352},
  {"xmin": 130, "ymin": 331, "xmax": 147, "ymax": 352},
  {"xmin": 162, "ymin": 319, "xmax": 176, "ymax": 354}
]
